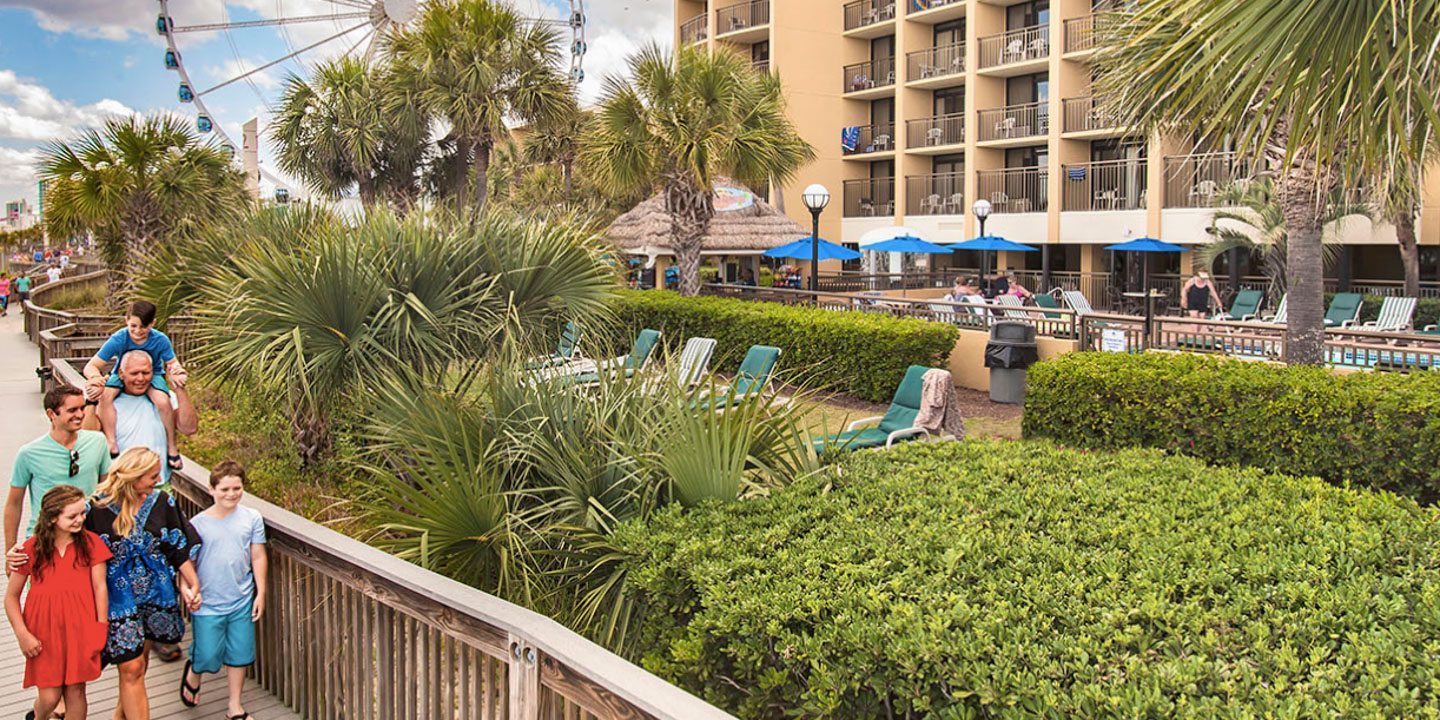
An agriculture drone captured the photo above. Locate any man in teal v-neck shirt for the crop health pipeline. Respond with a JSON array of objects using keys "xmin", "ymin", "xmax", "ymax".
[{"xmin": 4, "ymin": 385, "xmax": 111, "ymax": 549}]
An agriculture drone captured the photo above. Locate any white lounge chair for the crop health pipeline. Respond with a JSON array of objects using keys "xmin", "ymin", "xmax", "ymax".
[
  {"xmin": 1363, "ymin": 296, "xmax": 1418, "ymax": 333},
  {"xmin": 1261, "ymin": 294, "xmax": 1287, "ymax": 324},
  {"xmin": 676, "ymin": 337, "xmax": 718, "ymax": 387},
  {"xmin": 1061, "ymin": 289, "xmax": 1096, "ymax": 317},
  {"xmin": 995, "ymin": 295, "xmax": 1032, "ymax": 320}
]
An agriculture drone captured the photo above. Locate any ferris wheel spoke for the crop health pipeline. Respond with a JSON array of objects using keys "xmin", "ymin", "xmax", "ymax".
[
  {"xmin": 174, "ymin": 12, "xmax": 370, "ymax": 33},
  {"xmin": 323, "ymin": 0, "xmax": 375, "ymax": 10},
  {"xmin": 342, "ymin": 24, "xmax": 377, "ymax": 59},
  {"xmin": 196, "ymin": 22, "xmax": 372, "ymax": 96},
  {"xmin": 361, "ymin": 22, "xmax": 385, "ymax": 63}
]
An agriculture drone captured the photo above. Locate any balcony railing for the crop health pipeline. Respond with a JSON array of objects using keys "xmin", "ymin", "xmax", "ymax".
[
  {"xmin": 1062, "ymin": 96, "xmax": 1122, "ymax": 132},
  {"xmin": 977, "ymin": 167, "xmax": 1048, "ymax": 213},
  {"xmin": 979, "ymin": 25, "xmax": 1049, "ymax": 68},
  {"xmin": 717, "ymin": 0, "xmax": 770, "ymax": 35},
  {"xmin": 906, "ymin": 172, "xmax": 965, "ymax": 215},
  {"xmin": 977, "ymin": 102, "xmax": 1049, "ymax": 141},
  {"xmin": 842, "ymin": 122, "xmax": 896, "ymax": 155},
  {"xmin": 906, "ymin": 112, "xmax": 964, "ymax": 148},
  {"xmin": 680, "ymin": 14, "xmax": 708, "ymax": 44},
  {"xmin": 844, "ymin": 0, "xmax": 897, "ymax": 31},
  {"xmin": 752, "ymin": 58, "xmax": 770, "ymax": 73},
  {"xmin": 906, "ymin": 42, "xmax": 965, "ymax": 81},
  {"xmin": 910, "ymin": 0, "xmax": 963, "ymax": 13},
  {"xmin": 843, "ymin": 177, "xmax": 896, "ymax": 217},
  {"xmin": 1163, "ymin": 152, "xmax": 1254, "ymax": 208},
  {"xmin": 1064, "ymin": 15, "xmax": 1098, "ymax": 54},
  {"xmin": 843, "ymin": 57, "xmax": 896, "ymax": 93},
  {"xmin": 1062, "ymin": 159, "xmax": 1148, "ymax": 211}
]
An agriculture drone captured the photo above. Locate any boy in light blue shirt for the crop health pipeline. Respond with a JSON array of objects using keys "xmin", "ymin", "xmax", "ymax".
[{"xmin": 182, "ymin": 460, "xmax": 267, "ymax": 720}]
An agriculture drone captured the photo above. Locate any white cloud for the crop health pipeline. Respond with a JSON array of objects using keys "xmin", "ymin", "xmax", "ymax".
[
  {"xmin": 0, "ymin": 70, "xmax": 135, "ymax": 141},
  {"xmin": 206, "ymin": 58, "xmax": 281, "ymax": 91},
  {"xmin": 0, "ymin": 146, "xmax": 41, "ymax": 208},
  {"xmin": 568, "ymin": 0, "xmax": 672, "ymax": 104}
]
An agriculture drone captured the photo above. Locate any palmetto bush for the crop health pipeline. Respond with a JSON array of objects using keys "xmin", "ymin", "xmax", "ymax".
[
  {"xmin": 193, "ymin": 208, "xmax": 618, "ymax": 465},
  {"xmin": 355, "ymin": 357, "xmax": 820, "ymax": 650}
]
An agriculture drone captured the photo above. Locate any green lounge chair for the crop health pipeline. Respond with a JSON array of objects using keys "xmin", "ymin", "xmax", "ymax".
[
  {"xmin": 1362, "ymin": 296, "xmax": 1417, "ymax": 332},
  {"xmin": 1323, "ymin": 292, "xmax": 1364, "ymax": 327},
  {"xmin": 1033, "ymin": 293, "xmax": 1064, "ymax": 320},
  {"xmin": 813, "ymin": 365, "xmax": 934, "ymax": 452},
  {"xmin": 694, "ymin": 345, "xmax": 781, "ymax": 411},
  {"xmin": 526, "ymin": 321, "xmax": 583, "ymax": 369},
  {"xmin": 568, "ymin": 329, "xmax": 661, "ymax": 385},
  {"xmin": 1215, "ymin": 289, "xmax": 1264, "ymax": 321}
]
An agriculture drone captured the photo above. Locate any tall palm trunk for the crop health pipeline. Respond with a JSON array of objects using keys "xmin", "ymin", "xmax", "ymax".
[
  {"xmin": 1276, "ymin": 164, "xmax": 1326, "ymax": 365},
  {"xmin": 451, "ymin": 138, "xmax": 473, "ymax": 212},
  {"xmin": 666, "ymin": 178, "xmax": 713, "ymax": 296},
  {"xmin": 1396, "ymin": 208, "xmax": 1420, "ymax": 298},
  {"xmin": 473, "ymin": 137, "xmax": 493, "ymax": 213}
]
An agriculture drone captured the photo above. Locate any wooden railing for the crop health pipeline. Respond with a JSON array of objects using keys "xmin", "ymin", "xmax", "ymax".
[
  {"xmin": 25, "ymin": 282, "xmax": 736, "ymax": 720},
  {"xmin": 22, "ymin": 269, "xmax": 115, "ymax": 344},
  {"xmin": 41, "ymin": 356, "xmax": 735, "ymax": 720}
]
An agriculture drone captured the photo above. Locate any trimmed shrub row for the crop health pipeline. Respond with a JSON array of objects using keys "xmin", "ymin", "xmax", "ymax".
[
  {"xmin": 619, "ymin": 440, "xmax": 1440, "ymax": 718},
  {"xmin": 612, "ymin": 290, "xmax": 958, "ymax": 402},
  {"xmin": 1023, "ymin": 352, "xmax": 1440, "ymax": 502}
]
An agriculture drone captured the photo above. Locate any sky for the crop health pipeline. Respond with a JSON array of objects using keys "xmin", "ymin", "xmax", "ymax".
[{"xmin": 0, "ymin": 0, "xmax": 673, "ymax": 209}]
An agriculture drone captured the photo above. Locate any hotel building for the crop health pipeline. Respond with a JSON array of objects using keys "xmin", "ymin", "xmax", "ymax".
[{"xmin": 673, "ymin": 0, "xmax": 1439, "ymax": 294}]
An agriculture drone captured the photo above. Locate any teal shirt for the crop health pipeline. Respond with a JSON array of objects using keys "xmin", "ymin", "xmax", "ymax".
[
  {"xmin": 10, "ymin": 430, "xmax": 111, "ymax": 537},
  {"xmin": 14, "ymin": 276, "xmax": 31, "ymax": 292}
]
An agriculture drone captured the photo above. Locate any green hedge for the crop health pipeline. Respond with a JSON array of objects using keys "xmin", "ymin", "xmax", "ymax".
[
  {"xmin": 619, "ymin": 441, "xmax": 1440, "ymax": 718},
  {"xmin": 613, "ymin": 290, "xmax": 958, "ymax": 402},
  {"xmin": 1023, "ymin": 352, "xmax": 1440, "ymax": 502}
]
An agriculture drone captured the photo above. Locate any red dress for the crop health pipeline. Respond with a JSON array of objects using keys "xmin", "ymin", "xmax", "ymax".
[{"xmin": 15, "ymin": 531, "xmax": 112, "ymax": 688}]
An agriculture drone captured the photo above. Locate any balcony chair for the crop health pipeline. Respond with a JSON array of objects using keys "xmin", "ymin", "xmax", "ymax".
[
  {"xmin": 729, "ymin": 16, "xmax": 747, "ymax": 31},
  {"xmin": 813, "ymin": 365, "xmax": 945, "ymax": 452},
  {"xmin": 872, "ymin": 133, "xmax": 891, "ymax": 151},
  {"xmin": 925, "ymin": 127, "xmax": 944, "ymax": 145},
  {"xmin": 859, "ymin": 198, "xmax": 876, "ymax": 215},
  {"xmin": 1323, "ymin": 292, "xmax": 1364, "ymax": 327},
  {"xmin": 1029, "ymin": 37, "xmax": 1049, "ymax": 57},
  {"xmin": 1002, "ymin": 39, "xmax": 1026, "ymax": 64},
  {"xmin": 1361, "ymin": 296, "xmax": 1418, "ymax": 333},
  {"xmin": 920, "ymin": 194, "xmax": 943, "ymax": 214},
  {"xmin": 947, "ymin": 193, "xmax": 965, "ymax": 213},
  {"xmin": 989, "ymin": 191, "xmax": 1010, "ymax": 211},
  {"xmin": 994, "ymin": 116, "xmax": 1017, "ymax": 138},
  {"xmin": 1189, "ymin": 179, "xmax": 1219, "ymax": 204},
  {"xmin": 1093, "ymin": 188, "xmax": 1120, "ymax": 210}
]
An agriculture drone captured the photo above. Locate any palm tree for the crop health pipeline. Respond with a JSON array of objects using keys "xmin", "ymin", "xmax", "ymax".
[
  {"xmin": 1092, "ymin": 0, "xmax": 1440, "ymax": 364},
  {"xmin": 270, "ymin": 56, "xmax": 428, "ymax": 210},
  {"xmin": 583, "ymin": 43, "xmax": 816, "ymax": 296},
  {"xmin": 525, "ymin": 100, "xmax": 585, "ymax": 200},
  {"xmin": 38, "ymin": 114, "xmax": 248, "ymax": 292},
  {"xmin": 387, "ymin": 0, "xmax": 571, "ymax": 213},
  {"xmin": 1198, "ymin": 179, "xmax": 1347, "ymax": 301}
]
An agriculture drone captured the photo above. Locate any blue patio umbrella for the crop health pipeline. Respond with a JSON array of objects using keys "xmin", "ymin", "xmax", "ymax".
[
  {"xmin": 764, "ymin": 236, "xmax": 862, "ymax": 262},
  {"xmin": 864, "ymin": 235, "xmax": 953, "ymax": 254},
  {"xmin": 946, "ymin": 235, "xmax": 1037, "ymax": 283},
  {"xmin": 1103, "ymin": 237, "xmax": 1188, "ymax": 294}
]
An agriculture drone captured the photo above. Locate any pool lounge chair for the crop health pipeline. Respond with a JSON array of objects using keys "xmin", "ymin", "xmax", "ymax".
[
  {"xmin": 675, "ymin": 337, "xmax": 718, "ymax": 387},
  {"xmin": 1215, "ymin": 289, "xmax": 1264, "ymax": 321},
  {"xmin": 1362, "ymin": 296, "xmax": 1418, "ymax": 332},
  {"xmin": 813, "ymin": 365, "xmax": 936, "ymax": 452},
  {"xmin": 994, "ymin": 295, "xmax": 1033, "ymax": 320},
  {"xmin": 1061, "ymin": 289, "xmax": 1096, "ymax": 317},
  {"xmin": 525, "ymin": 321, "xmax": 583, "ymax": 369},
  {"xmin": 1323, "ymin": 292, "xmax": 1364, "ymax": 327},
  {"xmin": 1260, "ymin": 294, "xmax": 1288, "ymax": 324},
  {"xmin": 567, "ymin": 329, "xmax": 661, "ymax": 385},
  {"xmin": 1033, "ymin": 293, "xmax": 1064, "ymax": 320},
  {"xmin": 694, "ymin": 345, "xmax": 781, "ymax": 411}
]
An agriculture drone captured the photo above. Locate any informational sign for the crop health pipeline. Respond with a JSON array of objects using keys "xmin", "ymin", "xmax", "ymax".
[{"xmin": 1101, "ymin": 328, "xmax": 1128, "ymax": 353}]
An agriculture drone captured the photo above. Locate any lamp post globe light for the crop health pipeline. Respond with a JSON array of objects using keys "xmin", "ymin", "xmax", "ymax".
[
  {"xmin": 802, "ymin": 184, "xmax": 830, "ymax": 296},
  {"xmin": 971, "ymin": 198, "xmax": 994, "ymax": 283}
]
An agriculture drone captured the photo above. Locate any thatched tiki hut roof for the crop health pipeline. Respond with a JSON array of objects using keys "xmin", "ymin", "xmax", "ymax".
[{"xmin": 605, "ymin": 181, "xmax": 808, "ymax": 257}]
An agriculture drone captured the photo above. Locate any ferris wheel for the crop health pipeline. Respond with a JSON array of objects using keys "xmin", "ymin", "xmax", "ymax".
[{"xmin": 154, "ymin": 0, "xmax": 588, "ymax": 194}]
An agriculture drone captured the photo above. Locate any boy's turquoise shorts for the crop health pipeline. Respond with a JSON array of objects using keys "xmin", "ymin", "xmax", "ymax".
[{"xmin": 189, "ymin": 604, "xmax": 257, "ymax": 673}]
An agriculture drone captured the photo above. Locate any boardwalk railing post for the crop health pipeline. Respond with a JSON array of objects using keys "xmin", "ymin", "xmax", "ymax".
[{"xmin": 509, "ymin": 635, "xmax": 541, "ymax": 720}]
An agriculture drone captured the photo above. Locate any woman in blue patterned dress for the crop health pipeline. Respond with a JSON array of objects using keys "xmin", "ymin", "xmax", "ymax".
[{"xmin": 87, "ymin": 447, "xmax": 202, "ymax": 719}]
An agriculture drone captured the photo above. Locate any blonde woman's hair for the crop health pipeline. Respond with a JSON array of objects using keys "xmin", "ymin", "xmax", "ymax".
[{"xmin": 96, "ymin": 447, "xmax": 162, "ymax": 537}]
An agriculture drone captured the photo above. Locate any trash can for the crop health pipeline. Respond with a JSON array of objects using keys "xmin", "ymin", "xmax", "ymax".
[{"xmin": 985, "ymin": 321, "xmax": 1039, "ymax": 404}]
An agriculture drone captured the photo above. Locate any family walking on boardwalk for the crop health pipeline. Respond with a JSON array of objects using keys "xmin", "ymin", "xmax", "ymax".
[{"xmin": 6, "ymin": 300, "xmax": 269, "ymax": 720}]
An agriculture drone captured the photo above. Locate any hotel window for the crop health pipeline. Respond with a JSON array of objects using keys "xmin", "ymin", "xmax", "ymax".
[
  {"xmin": 1007, "ymin": 0, "xmax": 1049, "ymax": 29},
  {"xmin": 1006, "ymin": 73, "xmax": 1048, "ymax": 105},
  {"xmin": 1005, "ymin": 146, "xmax": 1047, "ymax": 168},
  {"xmin": 934, "ymin": 87, "xmax": 964, "ymax": 116},
  {"xmin": 933, "ymin": 19, "xmax": 964, "ymax": 46}
]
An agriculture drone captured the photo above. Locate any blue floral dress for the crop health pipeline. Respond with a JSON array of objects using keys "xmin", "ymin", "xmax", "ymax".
[{"xmin": 84, "ymin": 491, "xmax": 202, "ymax": 665}]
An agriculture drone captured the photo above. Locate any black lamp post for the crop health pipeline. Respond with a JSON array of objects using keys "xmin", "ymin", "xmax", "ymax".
[
  {"xmin": 971, "ymin": 198, "xmax": 993, "ymax": 289},
  {"xmin": 802, "ymin": 183, "xmax": 830, "ymax": 299}
]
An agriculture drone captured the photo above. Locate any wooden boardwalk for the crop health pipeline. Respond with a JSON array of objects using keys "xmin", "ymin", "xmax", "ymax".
[{"xmin": 0, "ymin": 311, "xmax": 301, "ymax": 720}]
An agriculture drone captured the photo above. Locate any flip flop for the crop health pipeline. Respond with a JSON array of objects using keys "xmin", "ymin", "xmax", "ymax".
[
  {"xmin": 180, "ymin": 660, "xmax": 201, "ymax": 707},
  {"xmin": 227, "ymin": 714, "xmax": 253, "ymax": 720},
  {"xmin": 167, "ymin": 454, "xmax": 184, "ymax": 471}
]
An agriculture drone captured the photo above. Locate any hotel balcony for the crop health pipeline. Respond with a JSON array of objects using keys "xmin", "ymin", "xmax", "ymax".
[
  {"xmin": 752, "ymin": 58, "xmax": 770, "ymax": 73},
  {"xmin": 905, "ymin": 42, "xmax": 965, "ymax": 89},
  {"xmin": 1061, "ymin": 160, "xmax": 1148, "ymax": 211},
  {"xmin": 906, "ymin": 172, "xmax": 965, "ymax": 216},
  {"xmin": 1163, "ymin": 152, "xmax": 1254, "ymax": 208},
  {"xmin": 843, "ymin": 57, "xmax": 897, "ymax": 99},
  {"xmin": 905, "ymin": 113, "xmax": 964, "ymax": 153},
  {"xmin": 843, "ymin": 0, "xmax": 897, "ymax": 37},
  {"xmin": 907, "ymin": 0, "xmax": 966, "ymax": 24},
  {"xmin": 1061, "ymin": 96, "xmax": 1126, "ymax": 137},
  {"xmin": 1065, "ymin": 5, "xmax": 1122, "ymax": 56},
  {"xmin": 716, "ymin": 0, "xmax": 770, "ymax": 44},
  {"xmin": 977, "ymin": 166, "xmax": 1047, "ymax": 214},
  {"xmin": 978, "ymin": 25, "xmax": 1049, "ymax": 75},
  {"xmin": 842, "ymin": 122, "xmax": 897, "ymax": 158},
  {"xmin": 843, "ymin": 177, "xmax": 897, "ymax": 218},
  {"xmin": 680, "ymin": 14, "xmax": 708, "ymax": 45},
  {"xmin": 977, "ymin": 102, "xmax": 1049, "ymax": 145}
]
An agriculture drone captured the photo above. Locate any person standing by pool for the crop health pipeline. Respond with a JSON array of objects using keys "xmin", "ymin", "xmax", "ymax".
[{"xmin": 1181, "ymin": 271, "xmax": 1225, "ymax": 319}]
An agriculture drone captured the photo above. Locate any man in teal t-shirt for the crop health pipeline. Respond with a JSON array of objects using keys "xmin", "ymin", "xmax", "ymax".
[
  {"xmin": 14, "ymin": 274, "xmax": 32, "ymax": 304},
  {"xmin": 4, "ymin": 385, "xmax": 111, "ymax": 549}
]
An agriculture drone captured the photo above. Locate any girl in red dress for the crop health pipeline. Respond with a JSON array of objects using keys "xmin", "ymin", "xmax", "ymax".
[{"xmin": 4, "ymin": 485, "xmax": 111, "ymax": 720}]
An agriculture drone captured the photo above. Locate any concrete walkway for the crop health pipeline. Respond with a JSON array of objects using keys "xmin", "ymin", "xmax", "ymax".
[{"xmin": 0, "ymin": 311, "xmax": 299, "ymax": 719}]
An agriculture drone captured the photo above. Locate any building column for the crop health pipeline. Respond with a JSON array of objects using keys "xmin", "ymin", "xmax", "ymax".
[{"xmin": 1337, "ymin": 245, "xmax": 1353, "ymax": 292}]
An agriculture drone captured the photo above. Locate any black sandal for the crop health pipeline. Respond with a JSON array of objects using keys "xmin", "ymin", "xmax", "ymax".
[
  {"xmin": 228, "ymin": 714, "xmax": 253, "ymax": 720},
  {"xmin": 180, "ymin": 660, "xmax": 201, "ymax": 707},
  {"xmin": 167, "ymin": 454, "xmax": 183, "ymax": 471}
]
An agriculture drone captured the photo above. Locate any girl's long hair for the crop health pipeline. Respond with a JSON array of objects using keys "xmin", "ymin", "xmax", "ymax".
[
  {"xmin": 30, "ymin": 484, "xmax": 90, "ymax": 581},
  {"xmin": 95, "ymin": 447, "xmax": 162, "ymax": 538}
]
